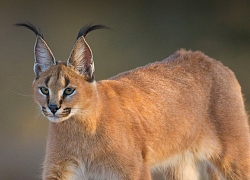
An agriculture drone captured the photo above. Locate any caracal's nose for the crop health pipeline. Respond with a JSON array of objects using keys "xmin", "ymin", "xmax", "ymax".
[{"xmin": 48, "ymin": 104, "xmax": 60, "ymax": 114}]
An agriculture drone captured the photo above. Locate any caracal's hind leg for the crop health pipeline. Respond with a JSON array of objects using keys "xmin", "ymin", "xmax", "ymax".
[
  {"xmin": 210, "ymin": 101, "xmax": 250, "ymax": 178},
  {"xmin": 209, "ymin": 64, "xmax": 250, "ymax": 179},
  {"xmin": 207, "ymin": 123, "xmax": 250, "ymax": 179},
  {"xmin": 210, "ymin": 147, "xmax": 250, "ymax": 180}
]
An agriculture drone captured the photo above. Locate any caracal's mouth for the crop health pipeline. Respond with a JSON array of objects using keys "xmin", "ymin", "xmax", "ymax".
[{"xmin": 42, "ymin": 107, "xmax": 73, "ymax": 122}]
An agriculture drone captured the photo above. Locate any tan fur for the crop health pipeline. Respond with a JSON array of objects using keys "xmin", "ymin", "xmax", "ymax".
[
  {"xmin": 15, "ymin": 22, "xmax": 250, "ymax": 179},
  {"xmin": 31, "ymin": 49, "xmax": 250, "ymax": 180},
  {"xmin": 16, "ymin": 22, "xmax": 248, "ymax": 179}
]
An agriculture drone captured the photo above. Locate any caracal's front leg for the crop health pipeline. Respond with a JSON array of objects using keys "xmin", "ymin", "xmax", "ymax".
[{"xmin": 43, "ymin": 159, "xmax": 80, "ymax": 180}]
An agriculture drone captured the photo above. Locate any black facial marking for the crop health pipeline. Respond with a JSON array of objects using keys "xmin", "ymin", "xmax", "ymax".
[
  {"xmin": 64, "ymin": 77, "xmax": 70, "ymax": 87},
  {"xmin": 42, "ymin": 106, "xmax": 47, "ymax": 115},
  {"xmin": 63, "ymin": 108, "xmax": 71, "ymax": 115},
  {"xmin": 46, "ymin": 96, "xmax": 50, "ymax": 105},
  {"xmin": 45, "ymin": 76, "xmax": 51, "ymax": 87},
  {"xmin": 56, "ymin": 66, "xmax": 61, "ymax": 82},
  {"xmin": 59, "ymin": 99, "xmax": 63, "ymax": 105},
  {"xmin": 62, "ymin": 93, "xmax": 67, "ymax": 100}
]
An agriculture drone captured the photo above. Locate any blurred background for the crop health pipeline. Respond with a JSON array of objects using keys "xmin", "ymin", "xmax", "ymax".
[{"xmin": 0, "ymin": 0, "xmax": 250, "ymax": 179}]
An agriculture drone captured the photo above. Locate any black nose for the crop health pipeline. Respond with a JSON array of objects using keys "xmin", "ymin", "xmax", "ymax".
[{"xmin": 48, "ymin": 104, "xmax": 60, "ymax": 114}]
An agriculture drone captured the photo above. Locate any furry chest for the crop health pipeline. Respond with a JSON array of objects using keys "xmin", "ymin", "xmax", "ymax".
[{"xmin": 72, "ymin": 162, "xmax": 119, "ymax": 180}]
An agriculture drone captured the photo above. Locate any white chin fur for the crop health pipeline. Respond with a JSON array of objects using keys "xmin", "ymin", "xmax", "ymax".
[{"xmin": 47, "ymin": 116, "xmax": 70, "ymax": 123}]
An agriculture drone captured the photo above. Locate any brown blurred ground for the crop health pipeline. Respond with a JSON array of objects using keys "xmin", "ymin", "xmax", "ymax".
[{"xmin": 1, "ymin": 0, "xmax": 250, "ymax": 179}]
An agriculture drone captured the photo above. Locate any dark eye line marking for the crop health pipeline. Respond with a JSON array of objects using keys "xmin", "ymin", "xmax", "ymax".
[
  {"xmin": 64, "ymin": 76, "xmax": 70, "ymax": 88},
  {"xmin": 62, "ymin": 90, "xmax": 68, "ymax": 101},
  {"xmin": 45, "ymin": 76, "xmax": 51, "ymax": 87},
  {"xmin": 56, "ymin": 66, "xmax": 62, "ymax": 82},
  {"xmin": 46, "ymin": 95, "xmax": 50, "ymax": 105},
  {"xmin": 59, "ymin": 99, "xmax": 63, "ymax": 105}
]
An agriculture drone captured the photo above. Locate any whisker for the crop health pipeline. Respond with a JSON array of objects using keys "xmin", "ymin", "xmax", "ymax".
[
  {"xmin": 34, "ymin": 108, "xmax": 46, "ymax": 122},
  {"xmin": 71, "ymin": 107, "xmax": 85, "ymax": 110},
  {"xmin": 12, "ymin": 85, "xmax": 33, "ymax": 97},
  {"xmin": 11, "ymin": 91, "xmax": 33, "ymax": 97},
  {"xmin": 18, "ymin": 85, "xmax": 30, "ymax": 94}
]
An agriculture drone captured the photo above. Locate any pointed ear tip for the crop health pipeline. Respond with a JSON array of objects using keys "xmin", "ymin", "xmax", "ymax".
[
  {"xmin": 76, "ymin": 35, "xmax": 87, "ymax": 41},
  {"xmin": 35, "ymin": 36, "xmax": 44, "ymax": 45},
  {"xmin": 36, "ymin": 35, "xmax": 45, "ymax": 41}
]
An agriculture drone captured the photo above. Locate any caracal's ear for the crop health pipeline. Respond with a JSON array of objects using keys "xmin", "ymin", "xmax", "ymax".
[
  {"xmin": 67, "ymin": 24, "xmax": 110, "ymax": 82},
  {"xmin": 15, "ymin": 23, "xmax": 56, "ymax": 78},
  {"xmin": 34, "ymin": 36, "xmax": 56, "ymax": 77},
  {"xmin": 67, "ymin": 36, "xmax": 94, "ymax": 82}
]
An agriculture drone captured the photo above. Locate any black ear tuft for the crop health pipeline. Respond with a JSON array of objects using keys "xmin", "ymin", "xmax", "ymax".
[
  {"xmin": 76, "ymin": 23, "xmax": 110, "ymax": 40},
  {"xmin": 15, "ymin": 22, "xmax": 55, "ymax": 78},
  {"xmin": 15, "ymin": 22, "xmax": 44, "ymax": 38}
]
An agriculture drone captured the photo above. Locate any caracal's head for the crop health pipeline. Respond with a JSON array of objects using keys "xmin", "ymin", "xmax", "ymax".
[{"xmin": 16, "ymin": 23, "xmax": 108, "ymax": 122}]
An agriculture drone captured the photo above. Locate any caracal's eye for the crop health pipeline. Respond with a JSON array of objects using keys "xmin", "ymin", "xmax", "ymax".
[
  {"xmin": 40, "ymin": 87, "xmax": 49, "ymax": 95},
  {"xmin": 64, "ymin": 88, "xmax": 75, "ymax": 96}
]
